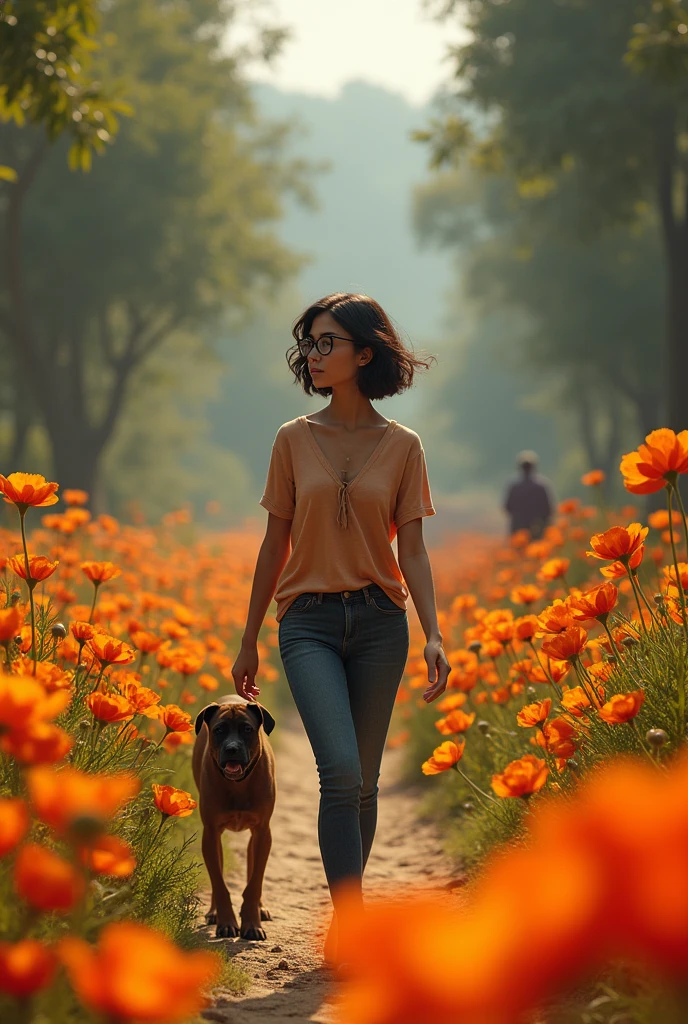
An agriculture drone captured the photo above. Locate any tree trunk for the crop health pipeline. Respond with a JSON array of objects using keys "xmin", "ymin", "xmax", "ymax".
[{"xmin": 667, "ymin": 248, "xmax": 688, "ymax": 433}]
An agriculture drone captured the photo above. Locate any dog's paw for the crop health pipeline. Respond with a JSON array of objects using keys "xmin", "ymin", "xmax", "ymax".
[
  {"xmin": 216, "ymin": 921, "xmax": 240, "ymax": 939},
  {"xmin": 260, "ymin": 907, "xmax": 272, "ymax": 921},
  {"xmin": 205, "ymin": 910, "xmax": 217, "ymax": 925},
  {"xmin": 241, "ymin": 924, "xmax": 267, "ymax": 941}
]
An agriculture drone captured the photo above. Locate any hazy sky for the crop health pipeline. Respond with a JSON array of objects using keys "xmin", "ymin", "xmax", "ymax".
[{"xmin": 238, "ymin": 0, "xmax": 467, "ymax": 106}]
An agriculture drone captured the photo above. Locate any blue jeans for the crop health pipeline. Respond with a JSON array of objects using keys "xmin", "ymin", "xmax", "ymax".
[{"xmin": 278, "ymin": 583, "xmax": 410, "ymax": 894}]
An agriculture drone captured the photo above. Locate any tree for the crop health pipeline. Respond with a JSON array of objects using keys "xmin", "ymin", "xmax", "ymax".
[
  {"xmin": 413, "ymin": 161, "xmax": 663, "ymax": 489},
  {"xmin": 420, "ymin": 0, "xmax": 688, "ymax": 431},
  {"xmin": 0, "ymin": 0, "xmax": 307, "ymax": 499}
]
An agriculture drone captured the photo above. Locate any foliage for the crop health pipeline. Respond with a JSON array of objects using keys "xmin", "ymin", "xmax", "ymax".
[
  {"xmin": 0, "ymin": 476, "xmax": 295, "ymax": 1018},
  {"xmin": 0, "ymin": 0, "xmax": 311, "ymax": 496},
  {"xmin": 420, "ymin": 0, "xmax": 688, "ymax": 431}
]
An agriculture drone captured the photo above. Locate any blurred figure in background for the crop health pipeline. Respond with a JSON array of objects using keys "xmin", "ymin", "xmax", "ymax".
[{"xmin": 503, "ymin": 450, "xmax": 555, "ymax": 540}]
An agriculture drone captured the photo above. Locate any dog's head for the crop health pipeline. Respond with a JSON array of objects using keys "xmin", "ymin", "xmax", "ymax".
[{"xmin": 194, "ymin": 695, "xmax": 275, "ymax": 782}]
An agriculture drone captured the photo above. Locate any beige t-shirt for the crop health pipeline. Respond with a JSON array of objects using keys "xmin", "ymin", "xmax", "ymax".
[{"xmin": 259, "ymin": 415, "xmax": 436, "ymax": 621}]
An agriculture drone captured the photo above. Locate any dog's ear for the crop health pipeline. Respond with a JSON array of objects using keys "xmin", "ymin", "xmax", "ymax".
[
  {"xmin": 244, "ymin": 702, "xmax": 276, "ymax": 736},
  {"xmin": 194, "ymin": 703, "xmax": 221, "ymax": 735}
]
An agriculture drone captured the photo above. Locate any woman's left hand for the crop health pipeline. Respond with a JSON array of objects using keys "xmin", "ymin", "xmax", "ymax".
[{"xmin": 422, "ymin": 639, "xmax": 451, "ymax": 703}]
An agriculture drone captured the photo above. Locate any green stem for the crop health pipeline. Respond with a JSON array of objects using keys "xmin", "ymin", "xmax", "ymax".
[
  {"xmin": 528, "ymin": 639, "xmax": 563, "ymax": 698},
  {"xmin": 667, "ymin": 485, "xmax": 688, "ymax": 734},
  {"xmin": 88, "ymin": 582, "xmax": 100, "ymax": 624},
  {"xmin": 625, "ymin": 565, "xmax": 650, "ymax": 636},
  {"xmin": 19, "ymin": 510, "xmax": 36, "ymax": 676},
  {"xmin": 672, "ymin": 478, "xmax": 688, "ymax": 561},
  {"xmin": 601, "ymin": 619, "xmax": 622, "ymax": 660},
  {"xmin": 630, "ymin": 569, "xmax": 661, "ymax": 628}
]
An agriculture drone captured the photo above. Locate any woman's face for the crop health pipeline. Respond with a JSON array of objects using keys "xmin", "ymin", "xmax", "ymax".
[{"xmin": 304, "ymin": 311, "xmax": 372, "ymax": 391}]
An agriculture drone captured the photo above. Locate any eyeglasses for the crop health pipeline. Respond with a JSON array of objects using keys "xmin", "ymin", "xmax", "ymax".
[{"xmin": 297, "ymin": 334, "xmax": 352, "ymax": 358}]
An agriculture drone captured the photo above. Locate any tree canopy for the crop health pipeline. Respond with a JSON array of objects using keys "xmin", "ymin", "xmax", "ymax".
[{"xmin": 0, "ymin": 0, "xmax": 310, "ymax": 501}]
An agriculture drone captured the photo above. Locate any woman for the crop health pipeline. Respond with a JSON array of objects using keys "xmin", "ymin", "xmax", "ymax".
[{"xmin": 232, "ymin": 292, "xmax": 451, "ymax": 971}]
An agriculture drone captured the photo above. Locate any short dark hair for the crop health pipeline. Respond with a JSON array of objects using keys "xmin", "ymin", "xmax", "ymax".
[{"xmin": 286, "ymin": 293, "xmax": 436, "ymax": 399}]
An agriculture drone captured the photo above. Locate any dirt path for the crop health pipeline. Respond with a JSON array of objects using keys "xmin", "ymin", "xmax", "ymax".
[{"xmin": 199, "ymin": 713, "xmax": 462, "ymax": 1024}]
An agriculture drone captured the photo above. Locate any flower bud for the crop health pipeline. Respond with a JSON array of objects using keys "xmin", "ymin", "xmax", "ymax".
[
  {"xmin": 477, "ymin": 720, "xmax": 491, "ymax": 736},
  {"xmin": 51, "ymin": 622, "xmax": 67, "ymax": 640},
  {"xmin": 646, "ymin": 728, "xmax": 668, "ymax": 748},
  {"xmin": 462, "ymin": 802, "xmax": 475, "ymax": 814},
  {"xmin": 622, "ymin": 636, "xmax": 638, "ymax": 647},
  {"xmin": 526, "ymin": 686, "xmax": 537, "ymax": 696},
  {"xmin": 468, "ymin": 641, "xmax": 482, "ymax": 655},
  {"xmin": 653, "ymin": 593, "xmax": 664, "ymax": 605},
  {"xmin": 10, "ymin": 590, "xmax": 21, "ymax": 606}
]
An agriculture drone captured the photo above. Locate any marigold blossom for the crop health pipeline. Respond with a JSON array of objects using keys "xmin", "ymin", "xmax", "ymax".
[
  {"xmin": 492, "ymin": 755, "xmax": 549, "ymax": 798},
  {"xmin": 0, "ymin": 473, "xmax": 59, "ymax": 511},
  {"xmin": 152, "ymin": 784, "xmax": 197, "ymax": 818},
  {"xmin": 0, "ymin": 940, "xmax": 57, "ymax": 998},
  {"xmin": 57, "ymin": 921, "xmax": 220, "ymax": 1022},
  {"xmin": 598, "ymin": 690, "xmax": 645, "ymax": 725},
  {"xmin": 620, "ymin": 429, "xmax": 688, "ymax": 494},
  {"xmin": 421, "ymin": 740, "xmax": 465, "ymax": 775}
]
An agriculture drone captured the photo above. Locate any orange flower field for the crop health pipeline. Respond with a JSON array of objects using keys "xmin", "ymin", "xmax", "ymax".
[{"xmin": 2, "ymin": 428, "xmax": 688, "ymax": 1023}]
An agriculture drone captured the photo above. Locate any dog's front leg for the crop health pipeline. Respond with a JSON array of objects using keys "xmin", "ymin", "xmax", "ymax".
[
  {"xmin": 240, "ymin": 824, "xmax": 272, "ymax": 940},
  {"xmin": 202, "ymin": 823, "xmax": 239, "ymax": 938}
]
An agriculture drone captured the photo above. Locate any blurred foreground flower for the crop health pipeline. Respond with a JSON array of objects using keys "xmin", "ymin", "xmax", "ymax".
[
  {"xmin": 333, "ymin": 754, "xmax": 688, "ymax": 1024},
  {"xmin": 58, "ymin": 921, "xmax": 220, "ymax": 1022}
]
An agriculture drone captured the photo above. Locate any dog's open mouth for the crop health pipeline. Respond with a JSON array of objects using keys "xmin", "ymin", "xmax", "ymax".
[{"xmin": 223, "ymin": 761, "xmax": 245, "ymax": 778}]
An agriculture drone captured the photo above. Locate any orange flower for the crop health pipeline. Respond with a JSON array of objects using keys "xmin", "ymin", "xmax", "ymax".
[
  {"xmin": 587, "ymin": 523, "xmax": 648, "ymax": 562},
  {"xmin": 71, "ymin": 620, "xmax": 95, "ymax": 643},
  {"xmin": 514, "ymin": 615, "xmax": 539, "ymax": 641},
  {"xmin": 620, "ymin": 428, "xmax": 688, "ymax": 494},
  {"xmin": 14, "ymin": 844, "xmax": 85, "ymax": 912},
  {"xmin": 26, "ymin": 766, "xmax": 140, "ymax": 835},
  {"xmin": 598, "ymin": 690, "xmax": 645, "ymax": 724},
  {"xmin": 510, "ymin": 585, "xmax": 544, "ymax": 606},
  {"xmin": 168, "ymin": 651, "xmax": 205, "ymax": 676},
  {"xmin": 88, "ymin": 633, "xmax": 136, "ymax": 667},
  {"xmin": 581, "ymin": 470, "xmax": 605, "ymax": 486},
  {"xmin": 0, "ymin": 940, "xmax": 57, "ymax": 997},
  {"xmin": 78, "ymin": 834, "xmax": 136, "ymax": 877},
  {"xmin": 152, "ymin": 784, "xmax": 197, "ymax": 818},
  {"xmin": 568, "ymin": 583, "xmax": 618, "ymax": 622},
  {"xmin": 1, "ymin": 722, "xmax": 74, "ymax": 764},
  {"xmin": 81, "ymin": 561, "xmax": 121, "ymax": 584},
  {"xmin": 537, "ymin": 558, "xmax": 570, "ymax": 582},
  {"xmin": 198, "ymin": 673, "xmax": 219, "ymax": 692},
  {"xmin": 537, "ymin": 600, "xmax": 576, "ymax": 635},
  {"xmin": 561, "ymin": 685, "xmax": 594, "ymax": 717},
  {"xmin": 0, "ymin": 473, "xmax": 59, "ymax": 511},
  {"xmin": 648, "ymin": 508, "xmax": 683, "ymax": 530},
  {"xmin": 516, "ymin": 699, "xmax": 551, "ymax": 728},
  {"xmin": 434, "ymin": 710, "xmax": 475, "ymax": 735},
  {"xmin": 600, "ymin": 546, "xmax": 645, "ymax": 579},
  {"xmin": 7, "ymin": 554, "xmax": 59, "ymax": 583},
  {"xmin": 160, "ymin": 704, "xmax": 193, "ymax": 733},
  {"xmin": 0, "ymin": 675, "xmax": 70, "ymax": 732},
  {"xmin": 492, "ymin": 755, "xmax": 549, "ymax": 798},
  {"xmin": 0, "ymin": 798, "xmax": 29, "ymax": 855},
  {"xmin": 0, "ymin": 604, "xmax": 24, "ymax": 643},
  {"xmin": 533, "ymin": 717, "xmax": 579, "ymax": 759},
  {"xmin": 63, "ymin": 489, "xmax": 88, "ymax": 505},
  {"xmin": 87, "ymin": 692, "xmax": 136, "ymax": 724},
  {"xmin": 57, "ymin": 921, "xmax": 220, "ymax": 1022},
  {"xmin": 540, "ymin": 626, "xmax": 588, "ymax": 662},
  {"xmin": 130, "ymin": 630, "xmax": 162, "ymax": 653},
  {"xmin": 118, "ymin": 681, "xmax": 161, "ymax": 716},
  {"xmin": 421, "ymin": 739, "xmax": 465, "ymax": 775},
  {"xmin": 436, "ymin": 693, "xmax": 468, "ymax": 713}
]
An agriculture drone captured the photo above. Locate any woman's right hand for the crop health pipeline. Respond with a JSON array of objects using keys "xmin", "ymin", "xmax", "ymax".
[{"xmin": 232, "ymin": 641, "xmax": 260, "ymax": 700}]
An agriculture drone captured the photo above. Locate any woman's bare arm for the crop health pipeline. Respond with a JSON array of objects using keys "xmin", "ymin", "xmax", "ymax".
[{"xmin": 233, "ymin": 513, "xmax": 291, "ymax": 699}]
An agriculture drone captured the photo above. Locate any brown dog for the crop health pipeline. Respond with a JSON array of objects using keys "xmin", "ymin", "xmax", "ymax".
[{"xmin": 192, "ymin": 694, "xmax": 276, "ymax": 940}]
